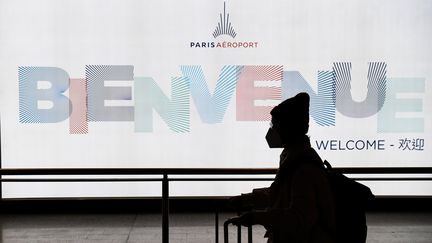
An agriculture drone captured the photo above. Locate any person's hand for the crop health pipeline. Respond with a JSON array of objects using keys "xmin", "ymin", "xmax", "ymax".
[
  {"xmin": 228, "ymin": 195, "xmax": 244, "ymax": 210},
  {"xmin": 227, "ymin": 212, "xmax": 256, "ymax": 227}
]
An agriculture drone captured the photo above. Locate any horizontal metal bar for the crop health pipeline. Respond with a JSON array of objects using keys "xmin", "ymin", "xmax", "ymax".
[
  {"xmin": 0, "ymin": 178, "xmax": 275, "ymax": 182},
  {"xmin": 0, "ymin": 178, "xmax": 163, "ymax": 182},
  {"xmin": 351, "ymin": 177, "xmax": 432, "ymax": 181},
  {"xmin": 333, "ymin": 168, "xmax": 432, "ymax": 174},
  {"xmin": 168, "ymin": 178, "xmax": 275, "ymax": 181},
  {"xmin": 0, "ymin": 168, "xmax": 278, "ymax": 175},
  {"xmin": 1, "ymin": 167, "xmax": 432, "ymax": 176},
  {"xmin": 172, "ymin": 177, "xmax": 432, "ymax": 181},
  {"xmin": 2, "ymin": 177, "xmax": 432, "ymax": 183}
]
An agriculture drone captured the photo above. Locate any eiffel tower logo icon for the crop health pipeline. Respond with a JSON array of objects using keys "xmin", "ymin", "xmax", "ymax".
[{"xmin": 213, "ymin": 1, "xmax": 237, "ymax": 38}]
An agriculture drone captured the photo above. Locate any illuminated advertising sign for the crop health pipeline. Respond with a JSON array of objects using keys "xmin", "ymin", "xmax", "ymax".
[{"xmin": 1, "ymin": 0, "xmax": 431, "ymax": 197}]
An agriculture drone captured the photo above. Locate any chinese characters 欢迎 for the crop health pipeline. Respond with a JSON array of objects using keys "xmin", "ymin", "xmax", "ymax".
[{"xmin": 398, "ymin": 138, "xmax": 425, "ymax": 151}]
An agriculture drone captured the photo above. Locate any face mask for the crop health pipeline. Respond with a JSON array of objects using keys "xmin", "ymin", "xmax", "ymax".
[{"xmin": 265, "ymin": 127, "xmax": 283, "ymax": 148}]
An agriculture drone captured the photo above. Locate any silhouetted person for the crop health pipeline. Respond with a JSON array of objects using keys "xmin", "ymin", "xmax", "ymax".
[{"xmin": 228, "ymin": 93, "xmax": 336, "ymax": 243}]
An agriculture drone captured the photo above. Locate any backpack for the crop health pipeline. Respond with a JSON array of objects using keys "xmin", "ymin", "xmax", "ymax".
[{"xmin": 323, "ymin": 160, "xmax": 375, "ymax": 243}]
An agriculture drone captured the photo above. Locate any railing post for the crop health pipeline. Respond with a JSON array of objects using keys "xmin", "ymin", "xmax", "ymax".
[
  {"xmin": 162, "ymin": 173, "xmax": 169, "ymax": 243},
  {"xmin": 223, "ymin": 220, "xmax": 229, "ymax": 243},
  {"xmin": 215, "ymin": 211, "xmax": 219, "ymax": 243}
]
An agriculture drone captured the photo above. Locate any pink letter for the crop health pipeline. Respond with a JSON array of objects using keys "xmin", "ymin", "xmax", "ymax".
[
  {"xmin": 236, "ymin": 66, "xmax": 282, "ymax": 121},
  {"xmin": 69, "ymin": 78, "xmax": 88, "ymax": 134}
]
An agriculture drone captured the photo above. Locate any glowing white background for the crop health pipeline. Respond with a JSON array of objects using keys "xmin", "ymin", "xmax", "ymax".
[{"xmin": 0, "ymin": 0, "xmax": 431, "ymax": 197}]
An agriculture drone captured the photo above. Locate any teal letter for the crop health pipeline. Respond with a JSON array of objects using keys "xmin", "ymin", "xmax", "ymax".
[
  {"xmin": 134, "ymin": 77, "xmax": 190, "ymax": 132},
  {"xmin": 378, "ymin": 78, "xmax": 424, "ymax": 133}
]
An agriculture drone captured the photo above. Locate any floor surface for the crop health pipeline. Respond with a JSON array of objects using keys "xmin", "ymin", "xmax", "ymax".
[{"xmin": 0, "ymin": 212, "xmax": 431, "ymax": 242}]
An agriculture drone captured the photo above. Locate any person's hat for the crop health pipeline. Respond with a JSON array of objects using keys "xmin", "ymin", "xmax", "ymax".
[{"xmin": 270, "ymin": 92, "xmax": 310, "ymax": 135}]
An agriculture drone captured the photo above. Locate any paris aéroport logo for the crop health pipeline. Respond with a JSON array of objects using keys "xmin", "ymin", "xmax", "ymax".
[{"xmin": 190, "ymin": 1, "xmax": 259, "ymax": 49}]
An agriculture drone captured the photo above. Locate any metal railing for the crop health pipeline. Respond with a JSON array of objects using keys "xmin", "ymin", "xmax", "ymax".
[{"xmin": 1, "ymin": 167, "xmax": 432, "ymax": 243}]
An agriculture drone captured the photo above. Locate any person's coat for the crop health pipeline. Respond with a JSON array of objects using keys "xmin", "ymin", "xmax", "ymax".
[{"xmin": 243, "ymin": 141, "xmax": 336, "ymax": 243}]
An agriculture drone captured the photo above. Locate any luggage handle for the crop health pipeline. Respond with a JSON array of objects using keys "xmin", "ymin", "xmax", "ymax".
[{"xmin": 224, "ymin": 219, "xmax": 253, "ymax": 243}]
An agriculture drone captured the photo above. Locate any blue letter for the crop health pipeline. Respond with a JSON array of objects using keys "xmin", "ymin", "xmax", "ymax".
[
  {"xmin": 19, "ymin": 66, "xmax": 70, "ymax": 123},
  {"xmin": 181, "ymin": 65, "xmax": 241, "ymax": 123},
  {"xmin": 333, "ymin": 62, "xmax": 387, "ymax": 118}
]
